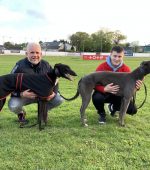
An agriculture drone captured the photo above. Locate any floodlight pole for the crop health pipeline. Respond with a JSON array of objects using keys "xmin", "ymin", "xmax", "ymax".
[{"xmin": 101, "ymin": 38, "xmax": 102, "ymax": 52}]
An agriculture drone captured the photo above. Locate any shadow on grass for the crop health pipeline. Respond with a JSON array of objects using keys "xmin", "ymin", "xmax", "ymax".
[{"xmin": 1, "ymin": 103, "xmax": 145, "ymax": 135}]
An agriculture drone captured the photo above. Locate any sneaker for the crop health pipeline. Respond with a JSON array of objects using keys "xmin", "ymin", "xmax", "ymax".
[
  {"xmin": 18, "ymin": 111, "xmax": 28, "ymax": 128},
  {"xmin": 99, "ymin": 115, "xmax": 106, "ymax": 124},
  {"xmin": 108, "ymin": 104, "xmax": 116, "ymax": 117}
]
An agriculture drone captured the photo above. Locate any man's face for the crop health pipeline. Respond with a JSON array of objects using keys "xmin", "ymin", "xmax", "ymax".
[
  {"xmin": 26, "ymin": 44, "xmax": 42, "ymax": 65},
  {"xmin": 110, "ymin": 51, "xmax": 124, "ymax": 67}
]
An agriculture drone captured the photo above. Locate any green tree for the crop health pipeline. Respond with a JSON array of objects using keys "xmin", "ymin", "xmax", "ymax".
[
  {"xmin": 112, "ymin": 30, "xmax": 127, "ymax": 45},
  {"xmin": 130, "ymin": 41, "xmax": 139, "ymax": 52},
  {"xmin": 91, "ymin": 29, "xmax": 112, "ymax": 52},
  {"xmin": 4, "ymin": 42, "xmax": 14, "ymax": 49},
  {"xmin": 69, "ymin": 32, "xmax": 89, "ymax": 52},
  {"xmin": 69, "ymin": 29, "xmax": 127, "ymax": 52},
  {"xmin": 4, "ymin": 42, "xmax": 26, "ymax": 50}
]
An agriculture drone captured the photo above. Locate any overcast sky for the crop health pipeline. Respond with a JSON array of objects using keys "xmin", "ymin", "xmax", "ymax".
[{"xmin": 0, "ymin": 0, "xmax": 149, "ymax": 45}]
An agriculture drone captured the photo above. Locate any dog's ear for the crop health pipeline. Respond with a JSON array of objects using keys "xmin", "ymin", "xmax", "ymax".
[
  {"xmin": 54, "ymin": 63, "xmax": 61, "ymax": 77},
  {"xmin": 140, "ymin": 61, "xmax": 146, "ymax": 66},
  {"xmin": 140, "ymin": 61, "xmax": 150, "ymax": 74},
  {"xmin": 54, "ymin": 63, "xmax": 62, "ymax": 68},
  {"xmin": 140, "ymin": 61, "xmax": 150, "ymax": 67},
  {"xmin": 54, "ymin": 67, "xmax": 61, "ymax": 77}
]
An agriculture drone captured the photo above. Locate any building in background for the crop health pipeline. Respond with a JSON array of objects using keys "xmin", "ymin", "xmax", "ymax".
[
  {"xmin": 41, "ymin": 40, "xmax": 72, "ymax": 52},
  {"xmin": 0, "ymin": 45, "xmax": 5, "ymax": 54}
]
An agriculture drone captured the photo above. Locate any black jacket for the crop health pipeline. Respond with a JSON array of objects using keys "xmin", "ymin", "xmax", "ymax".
[{"xmin": 11, "ymin": 58, "xmax": 58, "ymax": 97}]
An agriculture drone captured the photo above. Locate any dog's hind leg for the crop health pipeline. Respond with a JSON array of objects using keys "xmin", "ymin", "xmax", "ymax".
[
  {"xmin": 80, "ymin": 89, "xmax": 93, "ymax": 127},
  {"xmin": 119, "ymin": 97, "xmax": 130, "ymax": 126}
]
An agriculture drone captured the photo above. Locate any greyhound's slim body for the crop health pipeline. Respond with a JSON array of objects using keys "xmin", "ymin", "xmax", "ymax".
[
  {"xmin": 0, "ymin": 63, "xmax": 77, "ymax": 130},
  {"xmin": 61, "ymin": 61, "xmax": 150, "ymax": 127}
]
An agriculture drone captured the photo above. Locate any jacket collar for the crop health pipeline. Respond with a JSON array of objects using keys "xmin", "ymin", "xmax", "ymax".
[{"xmin": 106, "ymin": 56, "xmax": 123, "ymax": 72}]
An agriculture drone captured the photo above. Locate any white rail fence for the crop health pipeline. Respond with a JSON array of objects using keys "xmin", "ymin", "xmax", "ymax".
[{"xmin": 1, "ymin": 50, "xmax": 150, "ymax": 57}]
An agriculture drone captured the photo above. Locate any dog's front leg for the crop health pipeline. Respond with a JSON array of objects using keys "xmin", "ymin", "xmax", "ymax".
[
  {"xmin": 38, "ymin": 100, "xmax": 48, "ymax": 130},
  {"xmin": 119, "ymin": 97, "xmax": 130, "ymax": 126},
  {"xmin": 38, "ymin": 100, "xmax": 42, "ymax": 130},
  {"xmin": 43, "ymin": 100, "xmax": 48, "ymax": 126}
]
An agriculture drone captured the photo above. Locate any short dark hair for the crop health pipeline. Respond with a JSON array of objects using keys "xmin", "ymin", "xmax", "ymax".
[{"xmin": 111, "ymin": 46, "xmax": 124, "ymax": 53}]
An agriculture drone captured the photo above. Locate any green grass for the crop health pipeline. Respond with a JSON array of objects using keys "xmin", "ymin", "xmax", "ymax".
[{"xmin": 0, "ymin": 55, "xmax": 150, "ymax": 170}]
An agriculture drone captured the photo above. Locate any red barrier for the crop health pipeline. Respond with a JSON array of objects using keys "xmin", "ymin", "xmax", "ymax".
[{"xmin": 82, "ymin": 55, "xmax": 108, "ymax": 60}]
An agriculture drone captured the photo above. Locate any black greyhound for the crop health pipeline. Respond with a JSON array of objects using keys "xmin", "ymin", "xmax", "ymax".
[
  {"xmin": 61, "ymin": 61, "xmax": 150, "ymax": 127},
  {"xmin": 0, "ymin": 63, "xmax": 77, "ymax": 130}
]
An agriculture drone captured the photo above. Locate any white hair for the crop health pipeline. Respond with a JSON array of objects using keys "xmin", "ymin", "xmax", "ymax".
[{"xmin": 26, "ymin": 42, "xmax": 41, "ymax": 51}]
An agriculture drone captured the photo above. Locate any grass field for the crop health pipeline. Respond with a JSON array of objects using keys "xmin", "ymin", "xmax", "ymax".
[{"xmin": 0, "ymin": 55, "xmax": 150, "ymax": 170}]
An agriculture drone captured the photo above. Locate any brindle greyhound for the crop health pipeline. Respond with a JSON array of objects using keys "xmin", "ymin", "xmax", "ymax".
[
  {"xmin": 61, "ymin": 61, "xmax": 150, "ymax": 127},
  {"xmin": 0, "ymin": 63, "xmax": 77, "ymax": 130}
]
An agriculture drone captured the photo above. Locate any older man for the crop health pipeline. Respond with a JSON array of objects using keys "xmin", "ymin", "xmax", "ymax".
[{"xmin": 8, "ymin": 42, "xmax": 63, "ymax": 125}]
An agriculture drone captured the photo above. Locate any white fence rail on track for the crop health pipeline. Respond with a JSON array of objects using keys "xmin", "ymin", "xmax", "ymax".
[{"xmin": 1, "ymin": 50, "xmax": 150, "ymax": 57}]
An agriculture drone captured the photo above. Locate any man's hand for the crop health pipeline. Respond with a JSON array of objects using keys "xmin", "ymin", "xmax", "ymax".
[
  {"xmin": 46, "ymin": 92, "xmax": 56, "ymax": 101},
  {"xmin": 136, "ymin": 80, "xmax": 143, "ymax": 90},
  {"xmin": 21, "ymin": 89, "xmax": 37, "ymax": 99},
  {"xmin": 104, "ymin": 83, "xmax": 120, "ymax": 94}
]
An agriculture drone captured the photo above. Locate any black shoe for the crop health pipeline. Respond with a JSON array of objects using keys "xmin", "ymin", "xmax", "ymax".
[
  {"xmin": 99, "ymin": 115, "xmax": 106, "ymax": 124},
  {"xmin": 18, "ymin": 111, "xmax": 28, "ymax": 128},
  {"xmin": 108, "ymin": 104, "xmax": 116, "ymax": 117}
]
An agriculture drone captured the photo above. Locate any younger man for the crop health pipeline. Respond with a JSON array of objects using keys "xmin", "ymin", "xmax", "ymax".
[{"xmin": 92, "ymin": 46, "xmax": 142, "ymax": 124}]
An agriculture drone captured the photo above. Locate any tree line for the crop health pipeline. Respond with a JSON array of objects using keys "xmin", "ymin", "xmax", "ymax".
[{"xmin": 3, "ymin": 29, "xmax": 139, "ymax": 52}]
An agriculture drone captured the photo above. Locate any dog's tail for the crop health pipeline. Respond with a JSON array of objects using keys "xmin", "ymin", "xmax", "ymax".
[
  {"xmin": 60, "ymin": 90, "xmax": 79, "ymax": 101},
  {"xmin": 60, "ymin": 79, "xmax": 81, "ymax": 101}
]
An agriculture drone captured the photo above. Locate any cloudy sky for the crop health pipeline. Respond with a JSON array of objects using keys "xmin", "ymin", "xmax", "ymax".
[{"xmin": 0, "ymin": 0, "xmax": 149, "ymax": 45}]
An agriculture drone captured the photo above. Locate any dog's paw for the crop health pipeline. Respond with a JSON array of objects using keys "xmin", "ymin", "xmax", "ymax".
[
  {"xmin": 84, "ymin": 123, "xmax": 88, "ymax": 127},
  {"xmin": 81, "ymin": 123, "xmax": 88, "ymax": 127},
  {"xmin": 119, "ymin": 123, "xmax": 125, "ymax": 127},
  {"xmin": 39, "ymin": 127, "xmax": 45, "ymax": 131}
]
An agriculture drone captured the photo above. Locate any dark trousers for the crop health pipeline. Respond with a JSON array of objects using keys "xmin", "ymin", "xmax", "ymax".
[{"xmin": 92, "ymin": 91, "xmax": 137, "ymax": 116}]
